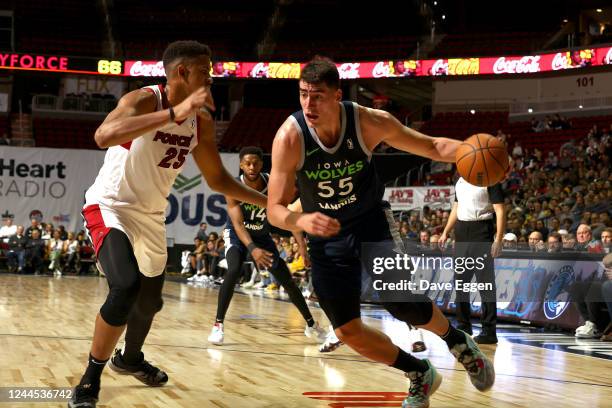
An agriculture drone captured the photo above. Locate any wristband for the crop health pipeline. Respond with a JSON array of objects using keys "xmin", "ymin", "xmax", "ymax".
[
  {"xmin": 247, "ymin": 243, "xmax": 257, "ymax": 253},
  {"xmin": 168, "ymin": 106, "xmax": 175, "ymax": 122}
]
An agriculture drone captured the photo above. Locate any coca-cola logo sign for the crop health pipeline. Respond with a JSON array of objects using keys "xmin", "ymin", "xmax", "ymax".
[
  {"xmin": 493, "ymin": 56, "xmax": 541, "ymax": 74},
  {"xmin": 604, "ymin": 48, "xmax": 612, "ymax": 65},
  {"xmin": 372, "ymin": 61, "xmax": 391, "ymax": 78},
  {"xmin": 431, "ymin": 59, "xmax": 448, "ymax": 76},
  {"xmin": 551, "ymin": 53, "xmax": 570, "ymax": 71},
  {"xmin": 126, "ymin": 61, "xmax": 166, "ymax": 77},
  {"xmin": 338, "ymin": 63, "xmax": 360, "ymax": 79},
  {"xmin": 551, "ymin": 50, "xmax": 594, "ymax": 71}
]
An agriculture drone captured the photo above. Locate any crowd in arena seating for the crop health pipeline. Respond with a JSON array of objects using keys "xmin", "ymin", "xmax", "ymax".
[
  {"xmin": 0, "ymin": 217, "xmax": 95, "ymax": 275},
  {"xmin": 183, "ymin": 224, "xmax": 310, "ymax": 294},
  {"xmin": 402, "ymin": 119, "xmax": 611, "ymax": 255}
]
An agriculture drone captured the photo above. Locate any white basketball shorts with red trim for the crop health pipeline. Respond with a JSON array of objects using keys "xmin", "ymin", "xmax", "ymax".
[{"xmin": 82, "ymin": 204, "xmax": 167, "ymax": 277}]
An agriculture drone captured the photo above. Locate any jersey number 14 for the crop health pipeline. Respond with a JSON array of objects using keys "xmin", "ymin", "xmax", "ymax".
[{"xmin": 248, "ymin": 208, "xmax": 266, "ymax": 221}]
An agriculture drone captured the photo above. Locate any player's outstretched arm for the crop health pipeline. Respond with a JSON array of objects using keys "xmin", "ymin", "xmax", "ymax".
[
  {"xmin": 268, "ymin": 120, "xmax": 340, "ymax": 237},
  {"xmin": 95, "ymin": 87, "xmax": 215, "ymax": 149},
  {"xmin": 360, "ymin": 106, "xmax": 461, "ymax": 163},
  {"xmin": 192, "ymin": 126, "xmax": 267, "ymax": 208}
]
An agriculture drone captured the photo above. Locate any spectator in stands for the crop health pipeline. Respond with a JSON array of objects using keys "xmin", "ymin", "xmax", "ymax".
[
  {"xmin": 547, "ymin": 232, "xmax": 562, "ymax": 253},
  {"xmin": 399, "ymin": 224, "xmax": 410, "ymax": 238},
  {"xmin": 561, "ymin": 217, "xmax": 574, "ymax": 233},
  {"xmin": 429, "ymin": 234, "xmax": 440, "ymax": 251},
  {"xmin": 562, "ymin": 233, "xmax": 577, "ymax": 250},
  {"xmin": 548, "ymin": 217, "xmax": 561, "ymax": 233},
  {"xmin": 196, "ymin": 222, "xmax": 208, "ymax": 241},
  {"xmin": 422, "ymin": 174, "xmax": 435, "ymax": 186},
  {"xmin": 287, "ymin": 242, "xmax": 306, "ymax": 274},
  {"xmin": 601, "ymin": 253, "xmax": 612, "ymax": 341},
  {"xmin": 407, "ymin": 211, "xmax": 420, "ymax": 230},
  {"xmin": 601, "ymin": 228, "xmax": 612, "ymax": 254},
  {"xmin": 26, "ymin": 229, "xmax": 46, "ymax": 275},
  {"xmin": 571, "ymin": 194, "xmax": 586, "ymax": 219},
  {"xmin": 63, "ymin": 232, "xmax": 80, "ymax": 273},
  {"xmin": 502, "ymin": 233, "xmax": 518, "ymax": 251},
  {"xmin": 208, "ymin": 231, "xmax": 219, "ymax": 243},
  {"xmin": 7, "ymin": 225, "xmax": 27, "ymax": 273},
  {"xmin": 272, "ymin": 234, "xmax": 287, "ymax": 259},
  {"xmin": 0, "ymin": 132, "xmax": 9, "ymax": 145},
  {"xmin": 0, "ymin": 217, "xmax": 17, "ymax": 243},
  {"xmin": 418, "ymin": 230, "xmax": 430, "ymax": 248},
  {"xmin": 204, "ymin": 236, "xmax": 222, "ymax": 280},
  {"xmin": 528, "ymin": 231, "xmax": 545, "ymax": 252},
  {"xmin": 58, "ymin": 225, "xmax": 68, "ymax": 240},
  {"xmin": 212, "ymin": 238, "xmax": 226, "ymax": 283},
  {"xmin": 531, "ymin": 118, "xmax": 545, "ymax": 133},
  {"xmin": 41, "ymin": 223, "xmax": 54, "ymax": 241},
  {"xmin": 25, "ymin": 218, "xmax": 43, "ymax": 239},
  {"xmin": 187, "ymin": 237, "xmax": 207, "ymax": 281},
  {"xmin": 534, "ymin": 219, "xmax": 549, "ymax": 240},
  {"xmin": 512, "ymin": 141, "xmax": 523, "ymax": 158},
  {"xmin": 576, "ymin": 224, "xmax": 603, "ymax": 253},
  {"xmin": 47, "ymin": 229, "xmax": 66, "ymax": 276},
  {"xmin": 544, "ymin": 152, "xmax": 559, "ymax": 169}
]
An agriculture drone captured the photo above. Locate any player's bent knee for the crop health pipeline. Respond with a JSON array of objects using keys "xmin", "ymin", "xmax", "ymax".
[
  {"xmin": 100, "ymin": 281, "xmax": 141, "ymax": 326},
  {"xmin": 135, "ymin": 296, "xmax": 164, "ymax": 317},
  {"xmin": 334, "ymin": 319, "xmax": 364, "ymax": 344},
  {"xmin": 383, "ymin": 300, "xmax": 433, "ymax": 326}
]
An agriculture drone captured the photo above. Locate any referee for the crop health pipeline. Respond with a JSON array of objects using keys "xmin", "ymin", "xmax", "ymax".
[{"xmin": 439, "ymin": 177, "xmax": 506, "ymax": 344}]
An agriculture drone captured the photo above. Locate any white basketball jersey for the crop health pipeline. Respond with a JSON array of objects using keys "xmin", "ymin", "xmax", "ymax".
[{"xmin": 85, "ymin": 84, "xmax": 200, "ymax": 214}]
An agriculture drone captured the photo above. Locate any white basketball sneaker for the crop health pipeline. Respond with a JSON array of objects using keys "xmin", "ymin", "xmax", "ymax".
[
  {"xmin": 208, "ymin": 322, "xmax": 224, "ymax": 345},
  {"xmin": 304, "ymin": 321, "xmax": 327, "ymax": 342},
  {"xmin": 575, "ymin": 321, "xmax": 598, "ymax": 338},
  {"xmin": 319, "ymin": 326, "xmax": 343, "ymax": 353}
]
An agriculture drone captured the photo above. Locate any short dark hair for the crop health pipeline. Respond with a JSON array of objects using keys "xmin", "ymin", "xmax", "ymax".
[
  {"xmin": 239, "ymin": 146, "xmax": 263, "ymax": 160},
  {"xmin": 162, "ymin": 40, "xmax": 211, "ymax": 72},
  {"xmin": 300, "ymin": 57, "xmax": 340, "ymax": 89}
]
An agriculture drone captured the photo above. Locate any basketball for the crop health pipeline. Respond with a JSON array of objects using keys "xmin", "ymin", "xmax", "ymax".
[{"xmin": 455, "ymin": 133, "xmax": 509, "ymax": 187}]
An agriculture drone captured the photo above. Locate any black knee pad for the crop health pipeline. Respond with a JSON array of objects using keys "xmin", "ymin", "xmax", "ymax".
[
  {"xmin": 134, "ymin": 295, "xmax": 164, "ymax": 317},
  {"xmin": 383, "ymin": 297, "xmax": 434, "ymax": 326},
  {"xmin": 100, "ymin": 280, "xmax": 141, "ymax": 326}
]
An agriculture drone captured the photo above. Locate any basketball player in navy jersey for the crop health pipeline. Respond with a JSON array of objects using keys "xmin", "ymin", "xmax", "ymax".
[
  {"xmin": 207, "ymin": 146, "xmax": 327, "ymax": 345},
  {"xmin": 267, "ymin": 59, "xmax": 495, "ymax": 408}
]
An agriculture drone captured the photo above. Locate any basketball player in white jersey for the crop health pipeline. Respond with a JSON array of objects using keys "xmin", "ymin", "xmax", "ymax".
[{"xmin": 69, "ymin": 41, "xmax": 267, "ymax": 408}]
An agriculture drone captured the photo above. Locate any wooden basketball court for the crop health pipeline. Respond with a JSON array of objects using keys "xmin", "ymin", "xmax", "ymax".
[{"xmin": 0, "ymin": 274, "xmax": 610, "ymax": 408}]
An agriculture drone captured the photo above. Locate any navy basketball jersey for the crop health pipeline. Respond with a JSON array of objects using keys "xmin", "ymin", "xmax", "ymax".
[
  {"xmin": 226, "ymin": 173, "xmax": 270, "ymax": 237},
  {"xmin": 291, "ymin": 101, "xmax": 384, "ymax": 230}
]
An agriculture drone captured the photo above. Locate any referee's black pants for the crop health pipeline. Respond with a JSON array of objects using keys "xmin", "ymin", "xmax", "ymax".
[{"xmin": 454, "ymin": 219, "xmax": 497, "ymax": 332}]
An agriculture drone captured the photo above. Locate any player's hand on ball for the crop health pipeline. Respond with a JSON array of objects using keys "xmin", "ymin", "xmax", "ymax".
[
  {"xmin": 174, "ymin": 87, "xmax": 215, "ymax": 122},
  {"xmin": 297, "ymin": 213, "xmax": 340, "ymax": 237},
  {"xmin": 251, "ymin": 247, "xmax": 274, "ymax": 269}
]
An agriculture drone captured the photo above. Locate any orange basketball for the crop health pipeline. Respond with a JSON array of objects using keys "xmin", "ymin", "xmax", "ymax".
[{"xmin": 455, "ymin": 133, "xmax": 509, "ymax": 187}]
